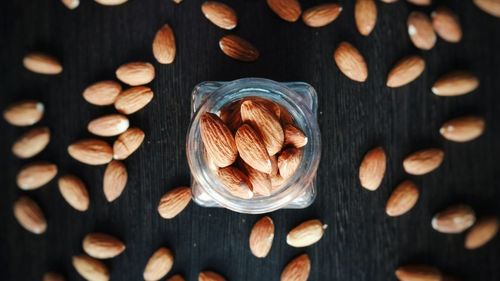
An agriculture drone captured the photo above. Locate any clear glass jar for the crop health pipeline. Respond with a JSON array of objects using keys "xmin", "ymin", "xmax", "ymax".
[{"xmin": 186, "ymin": 78, "xmax": 321, "ymax": 214}]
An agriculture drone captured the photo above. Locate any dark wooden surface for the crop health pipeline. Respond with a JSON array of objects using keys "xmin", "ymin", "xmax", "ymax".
[{"xmin": 1, "ymin": 0, "xmax": 500, "ymax": 280}]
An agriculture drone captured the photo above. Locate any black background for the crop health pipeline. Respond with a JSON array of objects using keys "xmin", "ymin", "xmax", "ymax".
[{"xmin": 1, "ymin": 0, "xmax": 499, "ymax": 280}]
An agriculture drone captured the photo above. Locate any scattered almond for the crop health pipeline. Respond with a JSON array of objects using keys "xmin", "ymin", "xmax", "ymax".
[
  {"xmin": 333, "ymin": 42, "xmax": 368, "ymax": 82},
  {"xmin": 3, "ymin": 100, "xmax": 44, "ymax": 126},
  {"xmin": 432, "ymin": 204, "xmax": 476, "ymax": 234},
  {"xmin": 302, "ymin": 3, "xmax": 342, "ymax": 28},
  {"xmin": 395, "ymin": 265, "xmax": 442, "ymax": 281},
  {"xmin": 242, "ymin": 162, "xmax": 272, "ymax": 196},
  {"xmin": 217, "ymin": 166, "xmax": 254, "ymax": 199},
  {"xmin": 152, "ymin": 24, "xmax": 176, "ymax": 64},
  {"xmin": 116, "ymin": 61, "xmax": 155, "ymax": 86},
  {"xmin": 72, "ymin": 255, "xmax": 109, "ymax": 281},
  {"xmin": 94, "ymin": 0, "xmax": 128, "ymax": 6},
  {"xmin": 406, "ymin": 0, "xmax": 431, "ymax": 6},
  {"xmin": 266, "ymin": 0, "xmax": 302, "ymax": 22},
  {"xmin": 43, "ymin": 272, "xmax": 65, "ymax": 281},
  {"xmin": 358, "ymin": 146, "xmax": 386, "ymax": 191},
  {"xmin": 280, "ymin": 253, "xmax": 310, "ymax": 281},
  {"xmin": 68, "ymin": 139, "xmax": 113, "ymax": 165},
  {"xmin": 440, "ymin": 115, "xmax": 485, "ymax": 142},
  {"xmin": 167, "ymin": 274, "xmax": 185, "ymax": 281},
  {"xmin": 13, "ymin": 196, "xmax": 47, "ymax": 234},
  {"xmin": 465, "ymin": 216, "xmax": 499, "ymax": 249},
  {"xmin": 200, "ymin": 112, "xmax": 238, "ymax": 167},
  {"xmin": 103, "ymin": 160, "xmax": 128, "ymax": 202},
  {"xmin": 386, "ymin": 55, "xmax": 425, "ymax": 88},
  {"xmin": 219, "ymin": 35, "xmax": 259, "ymax": 62},
  {"xmin": 355, "ymin": 0, "xmax": 377, "ymax": 36},
  {"xmin": 82, "ymin": 80, "xmax": 122, "ymax": 106},
  {"xmin": 12, "ymin": 126, "xmax": 50, "ymax": 159},
  {"xmin": 431, "ymin": 7, "xmax": 462, "ymax": 43},
  {"xmin": 201, "ymin": 1, "xmax": 238, "ymax": 30},
  {"xmin": 88, "ymin": 114, "xmax": 129, "ymax": 137},
  {"xmin": 61, "ymin": 0, "xmax": 79, "ymax": 9},
  {"xmin": 143, "ymin": 247, "xmax": 174, "ymax": 281},
  {"xmin": 23, "ymin": 52, "xmax": 62, "ymax": 75},
  {"xmin": 287, "ymin": 219, "xmax": 326, "ymax": 247},
  {"xmin": 432, "ymin": 71, "xmax": 479, "ymax": 96},
  {"xmin": 284, "ymin": 124, "xmax": 307, "ymax": 148},
  {"xmin": 17, "ymin": 162, "xmax": 58, "ymax": 190},
  {"xmin": 157, "ymin": 186, "xmax": 192, "ymax": 219},
  {"xmin": 113, "ymin": 127, "xmax": 145, "ymax": 160},
  {"xmin": 403, "ymin": 148, "xmax": 444, "ymax": 175},
  {"xmin": 83, "ymin": 233, "xmax": 126, "ymax": 259},
  {"xmin": 386, "ymin": 180, "xmax": 419, "ymax": 217},
  {"xmin": 114, "ymin": 86, "xmax": 154, "ymax": 115},
  {"xmin": 474, "ymin": 0, "xmax": 500, "ymax": 17},
  {"xmin": 199, "ymin": 271, "xmax": 226, "ymax": 281},
  {"xmin": 249, "ymin": 216, "xmax": 275, "ymax": 258},
  {"xmin": 278, "ymin": 148, "xmax": 302, "ymax": 180},
  {"xmin": 235, "ymin": 124, "xmax": 272, "ymax": 174},
  {"xmin": 58, "ymin": 174, "xmax": 90, "ymax": 211},
  {"xmin": 407, "ymin": 11, "xmax": 436, "ymax": 50}
]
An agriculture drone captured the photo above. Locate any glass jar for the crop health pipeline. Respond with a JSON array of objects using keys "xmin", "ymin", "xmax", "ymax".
[{"xmin": 186, "ymin": 78, "xmax": 321, "ymax": 214}]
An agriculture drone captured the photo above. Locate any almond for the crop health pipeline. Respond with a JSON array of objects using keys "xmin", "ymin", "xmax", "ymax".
[
  {"xmin": 88, "ymin": 114, "xmax": 129, "ymax": 137},
  {"xmin": 68, "ymin": 139, "xmax": 113, "ymax": 165},
  {"xmin": 403, "ymin": 148, "xmax": 444, "ymax": 175},
  {"xmin": 235, "ymin": 124, "xmax": 272, "ymax": 174},
  {"xmin": 13, "ymin": 196, "xmax": 47, "ymax": 234},
  {"xmin": 284, "ymin": 124, "xmax": 307, "ymax": 148},
  {"xmin": 407, "ymin": 0, "xmax": 431, "ymax": 6},
  {"xmin": 242, "ymin": 162, "xmax": 272, "ymax": 196},
  {"xmin": 43, "ymin": 272, "xmax": 65, "ymax": 281},
  {"xmin": 241, "ymin": 100, "xmax": 284, "ymax": 155},
  {"xmin": 333, "ymin": 42, "xmax": 368, "ymax": 82},
  {"xmin": 474, "ymin": 0, "xmax": 500, "ymax": 17},
  {"xmin": 167, "ymin": 274, "xmax": 185, "ymax": 281},
  {"xmin": 219, "ymin": 101, "xmax": 243, "ymax": 131},
  {"xmin": 249, "ymin": 216, "xmax": 275, "ymax": 258},
  {"xmin": 199, "ymin": 271, "xmax": 226, "ymax": 281},
  {"xmin": 271, "ymin": 174, "xmax": 286, "ymax": 189},
  {"xmin": 17, "ymin": 162, "xmax": 58, "ymax": 190},
  {"xmin": 440, "ymin": 115, "xmax": 485, "ymax": 142},
  {"xmin": 431, "ymin": 71, "xmax": 479, "ymax": 96},
  {"xmin": 270, "ymin": 154, "xmax": 279, "ymax": 177},
  {"xmin": 72, "ymin": 255, "xmax": 109, "ymax": 281},
  {"xmin": 83, "ymin": 233, "xmax": 126, "ymax": 259},
  {"xmin": 280, "ymin": 253, "xmax": 311, "ymax": 281},
  {"xmin": 58, "ymin": 174, "xmax": 90, "ymax": 211},
  {"xmin": 266, "ymin": 0, "xmax": 302, "ymax": 22},
  {"xmin": 407, "ymin": 11, "xmax": 436, "ymax": 50},
  {"xmin": 431, "ymin": 7, "xmax": 462, "ymax": 43},
  {"xmin": 219, "ymin": 35, "xmax": 259, "ymax": 62},
  {"xmin": 250, "ymin": 97, "xmax": 281, "ymax": 118},
  {"xmin": 143, "ymin": 247, "xmax": 174, "ymax": 281},
  {"xmin": 286, "ymin": 219, "xmax": 326, "ymax": 247},
  {"xmin": 82, "ymin": 80, "xmax": 122, "ymax": 106},
  {"xmin": 94, "ymin": 0, "xmax": 128, "ymax": 6},
  {"xmin": 12, "ymin": 126, "xmax": 50, "ymax": 158},
  {"xmin": 200, "ymin": 112, "xmax": 238, "ymax": 167},
  {"xmin": 386, "ymin": 55, "xmax": 425, "ymax": 88},
  {"xmin": 358, "ymin": 146, "xmax": 386, "ymax": 191},
  {"xmin": 201, "ymin": 1, "xmax": 238, "ymax": 30},
  {"xmin": 116, "ymin": 61, "xmax": 155, "ymax": 86},
  {"xmin": 113, "ymin": 128, "xmax": 145, "ymax": 160},
  {"xmin": 302, "ymin": 3, "xmax": 342, "ymax": 28},
  {"xmin": 61, "ymin": 0, "xmax": 79, "ymax": 9},
  {"xmin": 217, "ymin": 166, "xmax": 253, "ymax": 199},
  {"xmin": 355, "ymin": 0, "xmax": 377, "ymax": 36},
  {"xmin": 152, "ymin": 24, "xmax": 176, "ymax": 64},
  {"xmin": 395, "ymin": 265, "xmax": 442, "ymax": 281},
  {"xmin": 114, "ymin": 86, "xmax": 154, "ymax": 115},
  {"xmin": 465, "ymin": 216, "xmax": 499, "ymax": 249},
  {"xmin": 157, "ymin": 186, "xmax": 192, "ymax": 219},
  {"xmin": 3, "ymin": 100, "xmax": 44, "ymax": 126},
  {"xmin": 103, "ymin": 160, "xmax": 127, "ymax": 202},
  {"xmin": 278, "ymin": 148, "xmax": 302, "ymax": 180},
  {"xmin": 23, "ymin": 52, "xmax": 62, "ymax": 75},
  {"xmin": 386, "ymin": 180, "xmax": 419, "ymax": 217},
  {"xmin": 432, "ymin": 204, "xmax": 476, "ymax": 234}
]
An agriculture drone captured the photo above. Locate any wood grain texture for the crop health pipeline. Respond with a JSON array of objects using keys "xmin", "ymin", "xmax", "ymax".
[{"xmin": 0, "ymin": 0, "xmax": 499, "ymax": 280}]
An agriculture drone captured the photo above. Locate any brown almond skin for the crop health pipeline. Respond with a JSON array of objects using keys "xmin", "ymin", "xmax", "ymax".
[
  {"xmin": 12, "ymin": 126, "xmax": 50, "ymax": 159},
  {"xmin": 88, "ymin": 114, "xmax": 129, "ymax": 137},
  {"xmin": 82, "ymin": 80, "xmax": 122, "ymax": 106},
  {"xmin": 407, "ymin": 0, "xmax": 431, "ymax": 6},
  {"xmin": 474, "ymin": 0, "xmax": 500, "ymax": 17},
  {"xmin": 266, "ymin": 0, "xmax": 302, "ymax": 22},
  {"xmin": 440, "ymin": 116, "xmax": 485, "ymax": 142},
  {"xmin": 200, "ymin": 112, "xmax": 238, "ymax": 167},
  {"xmin": 114, "ymin": 86, "xmax": 154, "ymax": 115},
  {"xmin": 284, "ymin": 124, "xmax": 308, "ymax": 148},
  {"xmin": 358, "ymin": 147, "xmax": 386, "ymax": 191},
  {"xmin": 249, "ymin": 216, "xmax": 275, "ymax": 258},
  {"xmin": 287, "ymin": 219, "xmax": 325, "ymax": 248},
  {"xmin": 72, "ymin": 255, "xmax": 109, "ymax": 281},
  {"xmin": 116, "ymin": 61, "xmax": 155, "ymax": 86},
  {"xmin": 167, "ymin": 274, "xmax": 185, "ymax": 281},
  {"xmin": 432, "ymin": 71, "xmax": 479, "ymax": 96},
  {"xmin": 43, "ymin": 272, "xmax": 65, "ymax": 281},
  {"xmin": 242, "ymin": 162, "xmax": 272, "ymax": 196},
  {"xmin": 334, "ymin": 42, "xmax": 368, "ymax": 82},
  {"xmin": 465, "ymin": 216, "xmax": 499, "ymax": 249},
  {"xmin": 103, "ymin": 160, "xmax": 128, "ymax": 202},
  {"xmin": 302, "ymin": 3, "xmax": 342, "ymax": 28},
  {"xmin": 13, "ymin": 196, "xmax": 47, "ymax": 234},
  {"xmin": 395, "ymin": 265, "xmax": 442, "ymax": 281},
  {"xmin": 199, "ymin": 271, "xmax": 226, "ymax": 281},
  {"xmin": 281, "ymin": 253, "xmax": 311, "ymax": 281},
  {"xmin": 68, "ymin": 139, "xmax": 113, "ymax": 165},
  {"xmin": 23, "ymin": 52, "xmax": 62, "ymax": 75},
  {"xmin": 432, "ymin": 204, "xmax": 476, "ymax": 234},
  {"xmin": 431, "ymin": 7, "xmax": 462, "ymax": 43},
  {"xmin": 386, "ymin": 55, "xmax": 425, "ymax": 88},
  {"xmin": 153, "ymin": 24, "xmax": 176, "ymax": 64},
  {"xmin": 3, "ymin": 100, "xmax": 44, "ymax": 127},
  {"xmin": 407, "ymin": 11, "xmax": 436, "ymax": 50},
  {"xmin": 157, "ymin": 186, "xmax": 192, "ymax": 219},
  {"xmin": 113, "ymin": 127, "xmax": 146, "ymax": 160},
  {"xmin": 17, "ymin": 162, "xmax": 58, "ymax": 190},
  {"xmin": 143, "ymin": 247, "xmax": 174, "ymax": 281},
  {"xmin": 217, "ymin": 166, "xmax": 254, "ymax": 199},
  {"xmin": 83, "ymin": 233, "xmax": 126, "ymax": 259},
  {"xmin": 403, "ymin": 148, "xmax": 444, "ymax": 175},
  {"xmin": 201, "ymin": 1, "xmax": 238, "ymax": 30},
  {"xmin": 386, "ymin": 180, "xmax": 420, "ymax": 217},
  {"xmin": 58, "ymin": 175, "xmax": 90, "ymax": 212},
  {"xmin": 235, "ymin": 124, "xmax": 272, "ymax": 174},
  {"xmin": 355, "ymin": 0, "xmax": 377, "ymax": 36},
  {"xmin": 219, "ymin": 35, "xmax": 259, "ymax": 62},
  {"xmin": 219, "ymin": 101, "xmax": 243, "ymax": 131},
  {"xmin": 278, "ymin": 148, "xmax": 302, "ymax": 180}
]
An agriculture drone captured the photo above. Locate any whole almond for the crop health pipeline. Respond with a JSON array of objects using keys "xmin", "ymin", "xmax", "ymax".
[
  {"xmin": 254, "ymin": 98, "xmax": 281, "ymax": 118},
  {"xmin": 114, "ymin": 86, "xmax": 154, "ymax": 115},
  {"xmin": 241, "ymin": 100, "xmax": 284, "ymax": 155},
  {"xmin": 302, "ymin": 3, "xmax": 342, "ymax": 28},
  {"xmin": 12, "ymin": 126, "xmax": 50, "ymax": 158},
  {"xmin": 116, "ymin": 62, "xmax": 155, "ymax": 86},
  {"xmin": 432, "ymin": 71, "xmax": 479, "ymax": 96},
  {"xmin": 82, "ymin": 80, "xmax": 122, "ymax": 106},
  {"xmin": 287, "ymin": 219, "xmax": 326, "ymax": 247},
  {"xmin": 17, "ymin": 162, "xmax": 58, "ymax": 190},
  {"xmin": 201, "ymin": 1, "xmax": 238, "ymax": 30},
  {"xmin": 167, "ymin": 275, "xmax": 185, "ymax": 281},
  {"xmin": 3, "ymin": 100, "xmax": 44, "ymax": 126},
  {"xmin": 407, "ymin": 0, "xmax": 431, "ymax": 5},
  {"xmin": 13, "ymin": 196, "xmax": 47, "ymax": 234},
  {"xmin": 235, "ymin": 124, "xmax": 272, "ymax": 174},
  {"xmin": 242, "ymin": 162, "xmax": 272, "ymax": 196},
  {"xmin": 23, "ymin": 52, "xmax": 62, "ymax": 75},
  {"xmin": 83, "ymin": 233, "xmax": 126, "ymax": 259},
  {"xmin": 199, "ymin": 271, "xmax": 226, "ymax": 281},
  {"xmin": 333, "ymin": 42, "xmax": 368, "ymax": 82},
  {"xmin": 266, "ymin": 0, "xmax": 302, "ymax": 22},
  {"xmin": 219, "ymin": 101, "xmax": 243, "ymax": 131},
  {"xmin": 358, "ymin": 146, "xmax": 386, "ymax": 191},
  {"xmin": 386, "ymin": 180, "xmax": 420, "ymax": 217},
  {"xmin": 72, "ymin": 255, "xmax": 109, "ymax": 281},
  {"xmin": 474, "ymin": 0, "xmax": 500, "ymax": 17},
  {"xmin": 431, "ymin": 7, "xmax": 462, "ymax": 43},
  {"xmin": 249, "ymin": 216, "xmax": 275, "ymax": 258},
  {"xmin": 61, "ymin": 0, "xmax": 79, "ymax": 9},
  {"xmin": 465, "ymin": 216, "xmax": 499, "ymax": 249},
  {"xmin": 407, "ymin": 11, "xmax": 436, "ymax": 50},
  {"xmin": 153, "ymin": 24, "xmax": 176, "ymax": 64},
  {"xmin": 88, "ymin": 114, "xmax": 129, "ymax": 137},
  {"xmin": 403, "ymin": 148, "xmax": 444, "ymax": 175},
  {"xmin": 386, "ymin": 55, "xmax": 425, "ymax": 88},
  {"xmin": 219, "ymin": 35, "xmax": 259, "ymax": 62},
  {"xmin": 68, "ymin": 139, "xmax": 113, "ymax": 165},
  {"xmin": 43, "ymin": 272, "xmax": 65, "ymax": 281},
  {"xmin": 278, "ymin": 148, "xmax": 302, "ymax": 180},
  {"xmin": 217, "ymin": 166, "xmax": 253, "ymax": 199},
  {"xmin": 395, "ymin": 265, "xmax": 442, "ymax": 281},
  {"xmin": 200, "ymin": 112, "xmax": 238, "ymax": 167},
  {"xmin": 280, "ymin": 253, "xmax": 310, "ymax": 281},
  {"xmin": 157, "ymin": 186, "xmax": 192, "ymax": 219},
  {"xmin": 284, "ymin": 124, "xmax": 307, "ymax": 148},
  {"xmin": 113, "ymin": 128, "xmax": 145, "ymax": 160},
  {"xmin": 355, "ymin": 0, "xmax": 377, "ymax": 36},
  {"xmin": 58, "ymin": 175, "xmax": 90, "ymax": 211},
  {"xmin": 103, "ymin": 160, "xmax": 127, "ymax": 202},
  {"xmin": 440, "ymin": 115, "xmax": 485, "ymax": 142},
  {"xmin": 94, "ymin": 0, "xmax": 127, "ymax": 5},
  {"xmin": 143, "ymin": 247, "xmax": 174, "ymax": 281},
  {"xmin": 432, "ymin": 204, "xmax": 476, "ymax": 234}
]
